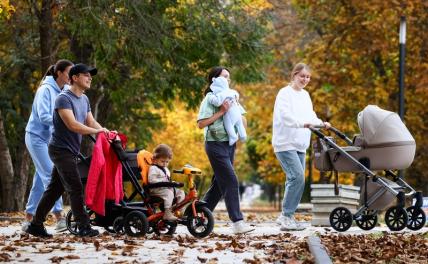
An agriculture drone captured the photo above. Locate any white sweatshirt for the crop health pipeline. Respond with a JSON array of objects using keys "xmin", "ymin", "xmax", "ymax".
[{"xmin": 272, "ymin": 85, "xmax": 323, "ymax": 153}]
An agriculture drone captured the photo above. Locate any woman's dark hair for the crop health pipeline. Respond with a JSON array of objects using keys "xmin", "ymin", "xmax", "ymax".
[
  {"xmin": 204, "ymin": 66, "xmax": 230, "ymax": 95},
  {"xmin": 43, "ymin": 59, "xmax": 73, "ymax": 81}
]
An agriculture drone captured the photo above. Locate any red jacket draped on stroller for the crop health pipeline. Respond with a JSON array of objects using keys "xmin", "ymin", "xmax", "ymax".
[{"xmin": 85, "ymin": 132, "xmax": 124, "ymax": 216}]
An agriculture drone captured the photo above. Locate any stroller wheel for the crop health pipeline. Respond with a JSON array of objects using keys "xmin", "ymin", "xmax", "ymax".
[
  {"xmin": 329, "ymin": 207, "xmax": 353, "ymax": 232},
  {"xmin": 112, "ymin": 216, "xmax": 125, "ymax": 234},
  {"xmin": 186, "ymin": 206, "xmax": 214, "ymax": 238},
  {"xmin": 66, "ymin": 210, "xmax": 79, "ymax": 235},
  {"xmin": 355, "ymin": 210, "xmax": 377, "ymax": 230},
  {"xmin": 66, "ymin": 208, "xmax": 95, "ymax": 235},
  {"xmin": 385, "ymin": 206, "xmax": 408, "ymax": 231},
  {"xmin": 124, "ymin": 211, "xmax": 148, "ymax": 237},
  {"xmin": 154, "ymin": 219, "xmax": 177, "ymax": 236},
  {"xmin": 406, "ymin": 206, "xmax": 426, "ymax": 231}
]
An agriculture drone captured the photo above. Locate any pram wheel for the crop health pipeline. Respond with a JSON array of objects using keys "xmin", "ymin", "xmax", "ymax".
[
  {"xmin": 186, "ymin": 206, "xmax": 214, "ymax": 238},
  {"xmin": 329, "ymin": 207, "xmax": 353, "ymax": 232},
  {"xmin": 65, "ymin": 208, "xmax": 94, "ymax": 235},
  {"xmin": 406, "ymin": 206, "xmax": 426, "ymax": 231},
  {"xmin": 355, "ymin": 210, "xmax": 377, "ymax": 230},
  {"xmin": 385, "ymin": 206, "xmax": 408, "ymax": 231},
  {"xmin": 123, "ymin": 211, "xmax": 148, "ymax": 237},
  {"xmin": 112, "ymin": 216, "xmax": 125, "ymax": 234},
  {"xmin": 153, "ymin": 219, "xmax": 177, "ymax": 236},
  {"xmin": 66, "ymin": 210, "xmax": 79, "ymax": 235}
]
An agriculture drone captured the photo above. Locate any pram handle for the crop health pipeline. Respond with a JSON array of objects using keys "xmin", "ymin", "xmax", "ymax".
[
  {"xmin": 88, "ymin": 134, "xmax": 97, "ymax": 142},
  {"xmin": 310, "ymin": 126, "xmax": 353, "ymax": 146}
]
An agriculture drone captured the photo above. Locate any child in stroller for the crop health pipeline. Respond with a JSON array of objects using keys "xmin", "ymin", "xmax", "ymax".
[
  {"xmin": 137, "ymin": 149, "xmax": 215, "ymax": 238},
  {"xmin": 148, "ymin": 144, "xmax": 185, "ymax": 221},
  {"xmin": 312, "ymin": 105, "xmax": 426, "ymax": 232}
]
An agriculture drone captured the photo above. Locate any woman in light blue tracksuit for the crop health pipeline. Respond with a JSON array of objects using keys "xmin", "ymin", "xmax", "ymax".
[{"xmin": 23, "ymin": 59, "xmax": 73, "ymax": 231}]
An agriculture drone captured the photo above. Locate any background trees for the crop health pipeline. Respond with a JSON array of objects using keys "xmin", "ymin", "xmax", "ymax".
[
  {"xmin": 1, "ymin": 0, "xmax": 427, "ymax": 212},
  {"xmin": 245, "ymin": 0, "xmax": 428, "ymax": 202},
  {"xmin": 0, "ymin": 0, "xmax": 270, "ymax": 211}
]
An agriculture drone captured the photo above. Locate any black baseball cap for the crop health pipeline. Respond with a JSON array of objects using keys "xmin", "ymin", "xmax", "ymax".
[{"xmin": 69, "ymin": 63, "xmax": 97, "ymax": 79}]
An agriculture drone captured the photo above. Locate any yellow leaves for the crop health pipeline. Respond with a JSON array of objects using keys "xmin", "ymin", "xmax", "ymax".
[
  {"xmin": 146, "ymin": 100, "xmax": 211, "ymax": 183},
  {"xmin": 0, "ymin": 0, "xmax": 15, "ymax": 19}
]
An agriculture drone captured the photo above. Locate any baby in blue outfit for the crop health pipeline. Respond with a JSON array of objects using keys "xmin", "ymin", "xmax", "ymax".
[{"xmin": 207, "ymin": 76, "xmax": 247, "ymax": 145}]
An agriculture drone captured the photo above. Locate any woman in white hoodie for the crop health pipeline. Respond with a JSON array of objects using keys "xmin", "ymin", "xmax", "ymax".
[{"xmin": 272, "ymin": 63, "xmax": 330, "ymax": 231}]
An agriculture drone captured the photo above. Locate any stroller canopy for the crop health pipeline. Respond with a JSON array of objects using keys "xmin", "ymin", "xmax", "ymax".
[{"xmin": 357, "ymin": 105, "xmax": 415, "ymax": 147}]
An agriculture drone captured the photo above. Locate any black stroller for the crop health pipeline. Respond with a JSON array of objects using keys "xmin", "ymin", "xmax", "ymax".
[
  {"xmin": 66, "ymin": 134, "xmax": 150, "ymax": 237},
  {"xmin": 66, "ymin": 134, "xmax": 214, "ymax": 238},
  {"xmin": 312, "ymin": 105, "xmax": 426, "ymax": 232}
]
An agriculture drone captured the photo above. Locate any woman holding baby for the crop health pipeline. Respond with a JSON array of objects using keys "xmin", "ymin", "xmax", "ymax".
[{"xmin": 197, "ymin": 66, "xmax": 254, "ymax": 234}]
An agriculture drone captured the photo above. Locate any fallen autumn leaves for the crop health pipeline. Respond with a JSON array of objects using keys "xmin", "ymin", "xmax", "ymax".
[
  {"xmin": 1, "ymin": 212, "xmax": 427, "ymax": 263},
  {"xmin": 0, "ymin": 230, "xmax": 313, "ymax": 264},
  {"xmin": 321, "ymin": 232, "xmax": 428, "ymax": 264}
]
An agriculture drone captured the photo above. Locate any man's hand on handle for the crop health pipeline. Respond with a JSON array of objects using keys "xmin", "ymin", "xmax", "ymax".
[{"xmin": 96, "ymin": 127, "xmax": 109, "ymax": 134}]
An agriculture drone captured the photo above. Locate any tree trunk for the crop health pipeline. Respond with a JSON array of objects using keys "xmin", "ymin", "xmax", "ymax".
[
  {"xmin": 12, "ymin": 144, "xmax": 31, "ymax": 211},
  {"xmin": 0, "ymin": 109, "xmax": 15, "ymax": 212},
  {"xmin": 39, "ymin": 0, "xmax": 54, "ymax": 72}
]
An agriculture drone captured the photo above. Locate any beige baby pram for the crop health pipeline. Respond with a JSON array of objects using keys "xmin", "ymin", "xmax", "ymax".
[{"xmin": 312, "ymin": 105, "xmax": 425, "ymax": 232}]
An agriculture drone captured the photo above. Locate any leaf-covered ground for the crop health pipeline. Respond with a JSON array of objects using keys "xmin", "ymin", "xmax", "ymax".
[
  {"xmin": 0, "ymin": 211, "xmax": 427, "ymax": 263},
  {"xmin": 321, "ymin": 232, "xmax": 428, "ymax": 264}
]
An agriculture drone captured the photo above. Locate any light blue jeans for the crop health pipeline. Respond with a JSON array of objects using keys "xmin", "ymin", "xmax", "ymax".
[
  {"xmin": 275, "ymin": 150, "xmax": 306, "ymax": 217},
  {"xmin": 25, "ymin": 132, "xmax": 63, "ymax": 215}
]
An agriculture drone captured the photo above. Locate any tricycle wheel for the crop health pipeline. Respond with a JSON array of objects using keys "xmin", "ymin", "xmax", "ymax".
[{"xmin": 186, "ymin": 206, "xmax": 214, "ymax": 238}]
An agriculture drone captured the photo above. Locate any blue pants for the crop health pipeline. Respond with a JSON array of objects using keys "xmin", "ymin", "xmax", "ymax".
[
  {"xmin": 203, "ymin": 141, "xmax": 243, "ymax": 222},
  {"xmin": 25, "ymin": 132, "xmax": 62, "ymax": 215},
  {"xmin": 275, "ymin": 150, "xmax": 306, "ymax": 216}
]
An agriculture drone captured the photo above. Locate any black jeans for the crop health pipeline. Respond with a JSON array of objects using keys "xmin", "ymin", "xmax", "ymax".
[
  {"xmin": 203, "ymin": 141, "xmax": 243, "ymax": 222},
  {"xmin": 32, "ymin": 145, "xmax": 89, "ymax": 228}
]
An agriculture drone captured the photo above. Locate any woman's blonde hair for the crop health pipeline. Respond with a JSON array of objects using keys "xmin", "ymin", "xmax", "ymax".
[{"xmin": 290, "ymin": 63, "xmax": 311, "ymax": 81}]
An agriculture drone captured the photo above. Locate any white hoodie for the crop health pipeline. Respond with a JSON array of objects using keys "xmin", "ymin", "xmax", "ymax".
[{"xmin": 272, "ymin": 85, "xmax": 323, "ymax": 153}]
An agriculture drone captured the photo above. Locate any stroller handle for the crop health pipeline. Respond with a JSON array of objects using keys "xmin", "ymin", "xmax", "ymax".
[
  {"xmin": 309, "ymin": 126, "xmax": 353, "ymax": 146},
  {"xmin": 88, "ymin": 134, "xmax": 96, "ymax": 142}
]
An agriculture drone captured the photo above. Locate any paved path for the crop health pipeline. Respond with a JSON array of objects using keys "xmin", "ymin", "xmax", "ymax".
[{"xmin": 1, "ymin": 220, "xmax": 427, "ymax": 263}]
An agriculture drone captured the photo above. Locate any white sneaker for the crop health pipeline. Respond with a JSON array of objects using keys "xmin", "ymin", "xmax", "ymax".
[
  {"xmin": 21, "ymin": 221, "xmax": 30, "ymax": 232},
  {"xmin": 55, "ymin": 218, "xmax": 67, "ymax": 232},
  {"xmin": 276, "ymin": 214, "xmax": 286, "ymax": 225},
  {"xmin": 232, "ymin": 220, "xmax": 255, "ymax": 234},
  {"xmin": 279, "ymin": 215, "xmax": 306, "ymax": 231}
]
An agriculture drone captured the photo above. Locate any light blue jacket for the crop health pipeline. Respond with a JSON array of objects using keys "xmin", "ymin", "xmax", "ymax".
[{"xmin": 25, "ymin": 76, "xmax": 62, "ymax": 142}]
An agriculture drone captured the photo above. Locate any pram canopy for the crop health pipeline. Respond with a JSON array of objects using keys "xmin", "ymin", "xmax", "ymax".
[
  {"xmin": 357, "ymin": 105, "xmax": 415, "ymax": 147},
  {"xmin": 314, "ymin": 105, "xmax": 416, "ymax": 172}
]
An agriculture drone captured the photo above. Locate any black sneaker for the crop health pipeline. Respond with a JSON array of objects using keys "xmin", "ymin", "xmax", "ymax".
[
  {"xmin": 26, "ymin": 223, "xmax": 53, "ymax": 238},
  {"xmin": 78, "ymin": 225, "xmax": 99, "ymax": 237}
]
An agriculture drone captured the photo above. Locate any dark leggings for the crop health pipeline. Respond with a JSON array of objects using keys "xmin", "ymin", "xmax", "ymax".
[{"xmin": 203, "ymin": 141, "xmax": 243, "ymax": 222}]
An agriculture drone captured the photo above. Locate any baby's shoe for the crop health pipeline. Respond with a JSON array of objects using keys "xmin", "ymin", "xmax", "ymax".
[{"xmin": 163, "ymin": 209, "xmax": 178, "ymax": 221}]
